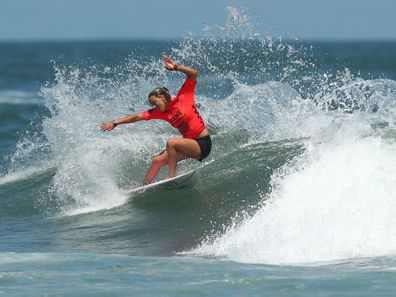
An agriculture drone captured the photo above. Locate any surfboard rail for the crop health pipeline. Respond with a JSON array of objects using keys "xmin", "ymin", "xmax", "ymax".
[{"xmin": 125, "ymin": 169, "xmax": 198, "ymax": 196}]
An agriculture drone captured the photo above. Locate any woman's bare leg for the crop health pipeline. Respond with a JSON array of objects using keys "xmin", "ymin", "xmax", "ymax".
[
  {"xmin": 143, "ymin": 153, "xmax": 167, "ymax": 185},
  {"xmin": 143, "ymin": 150, "xmax": 188, "ymax": 184},
  {"xmin": 165, "ymin": 138, "xmax": 201, "ymax": 178}
]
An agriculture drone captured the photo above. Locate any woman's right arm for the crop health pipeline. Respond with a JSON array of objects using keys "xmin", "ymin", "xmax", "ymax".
[
  {"xmin": 100, "ymin": 112, "xmax": 144, "ymax": 132},
  {"xmin": 162, "ymin": 55, "xmax": 198, "ymax": 81}
]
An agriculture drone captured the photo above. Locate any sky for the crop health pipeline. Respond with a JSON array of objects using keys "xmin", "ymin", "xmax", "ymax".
[{"xmin": 0, "ymin": 0, "xmax": 395, "ymax": 41}]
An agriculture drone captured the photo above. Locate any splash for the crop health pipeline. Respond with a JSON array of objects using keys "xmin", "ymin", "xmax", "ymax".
[
  {"xmin": 38, "ymin": 61, "xmax": 173, "ymax": 214},
  {"xmin": 31, "ymin": 7, "xmax": 321, "ymax": 215}
]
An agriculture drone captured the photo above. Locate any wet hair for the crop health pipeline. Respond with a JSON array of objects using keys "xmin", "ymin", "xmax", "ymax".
[{"xmin": 148, "ymin": 87, "xmax": 171, "ymax": 100}]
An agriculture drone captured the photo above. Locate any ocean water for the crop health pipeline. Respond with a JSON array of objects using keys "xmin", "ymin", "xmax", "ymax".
[{"xmin": 1, "ymin": 9, "xmax": 396, "ymax": 296}]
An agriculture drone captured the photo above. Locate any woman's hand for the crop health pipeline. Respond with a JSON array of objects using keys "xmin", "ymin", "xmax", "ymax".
[
  {"xmin": 162, "ymin": 55, "xmax": 198, "ymax": 80},
  {"xmin": 162, "ymin": 55, "xmax": 178, "ymax": 71},
  {"xmin": 100, "ymin": 121, "xmax": 115, "ymax": 132}
]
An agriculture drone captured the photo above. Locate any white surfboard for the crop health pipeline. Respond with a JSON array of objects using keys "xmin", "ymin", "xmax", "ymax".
[{"xmin": 126, "ymin": 170, "xmax": 198, "ymax": 196}]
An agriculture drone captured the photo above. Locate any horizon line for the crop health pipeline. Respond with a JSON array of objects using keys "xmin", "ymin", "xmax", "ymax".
[{"xmin": 0, "ymin": 36, "xmax": 396, "ymax": 43}]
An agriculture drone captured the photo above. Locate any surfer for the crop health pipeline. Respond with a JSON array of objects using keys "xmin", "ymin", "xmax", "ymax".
[{"xmin": 100, "ymin": 55, "xmax": 211, "ymax": 184}]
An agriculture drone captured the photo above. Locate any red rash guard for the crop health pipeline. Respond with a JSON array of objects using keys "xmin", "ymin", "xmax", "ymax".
[{"xmin": 141, "ymin": 78, "xmax": 206, "ymax": 139}]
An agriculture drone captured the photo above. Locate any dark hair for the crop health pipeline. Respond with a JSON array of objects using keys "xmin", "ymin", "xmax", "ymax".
[{"xmin": 148, "ymin": 87, "xmax": 171, "ymax": 100}]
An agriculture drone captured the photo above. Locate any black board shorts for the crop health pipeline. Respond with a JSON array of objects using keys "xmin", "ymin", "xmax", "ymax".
[
  {"xmin": 158, "ymin": 135, "xmax": 212, "ymax": 161},
  {"xmin": 195, "ymin": 135, "xmax": 212, "ymax": 162}
]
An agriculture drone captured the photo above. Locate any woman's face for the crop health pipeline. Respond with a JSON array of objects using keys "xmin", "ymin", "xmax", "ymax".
[{"xmin": 149, "ymin": 94, "xmax": 167, "ymax": 112}]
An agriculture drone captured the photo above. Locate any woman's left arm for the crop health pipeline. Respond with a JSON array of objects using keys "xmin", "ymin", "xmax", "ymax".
[{"xmin": 162, "ymin": 55, "xmax": 198, "ymax": 80}]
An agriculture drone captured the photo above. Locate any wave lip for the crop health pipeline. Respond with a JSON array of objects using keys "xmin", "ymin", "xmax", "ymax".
[{"xmin": 0, "ymin": 164, "xmax": 54, "ymax": 186}]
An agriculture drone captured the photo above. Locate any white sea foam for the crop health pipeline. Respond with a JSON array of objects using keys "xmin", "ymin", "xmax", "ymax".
[{"xmin": 192, "ymin": 107, "xmax": 396, "ymax": 265}]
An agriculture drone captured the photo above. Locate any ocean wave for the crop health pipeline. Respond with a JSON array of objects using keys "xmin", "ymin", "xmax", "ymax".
[
  {"xmin": 2, "ymin": 7, "xmax": 396, "ymax": 264},
  {"xmin": 190, "ymin": 117, "xmax": 396, "ymax": 265},
  {"xmin": 0, "ymin": 90, "xmax": 41, "ymax": 105}
]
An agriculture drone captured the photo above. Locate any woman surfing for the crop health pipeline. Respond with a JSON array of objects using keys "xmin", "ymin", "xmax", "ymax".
[{"xmin": 100, "ymin": 55, "xmax": 211, "ymax": 185}]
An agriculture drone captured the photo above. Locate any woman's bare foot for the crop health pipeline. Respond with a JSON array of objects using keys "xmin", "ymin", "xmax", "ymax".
[{"xmin": 165, "ymin": 174, "xmax": 176, "ymax": 180}]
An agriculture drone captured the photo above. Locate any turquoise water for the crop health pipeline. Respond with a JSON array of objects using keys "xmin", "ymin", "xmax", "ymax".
[
  {"xmin": 2, "ymin": 254, "xmax": 396, "ymax": 296},
  {"xmin": 2, "ymin": 10, "xmax": 396, "ymax": 296}
]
